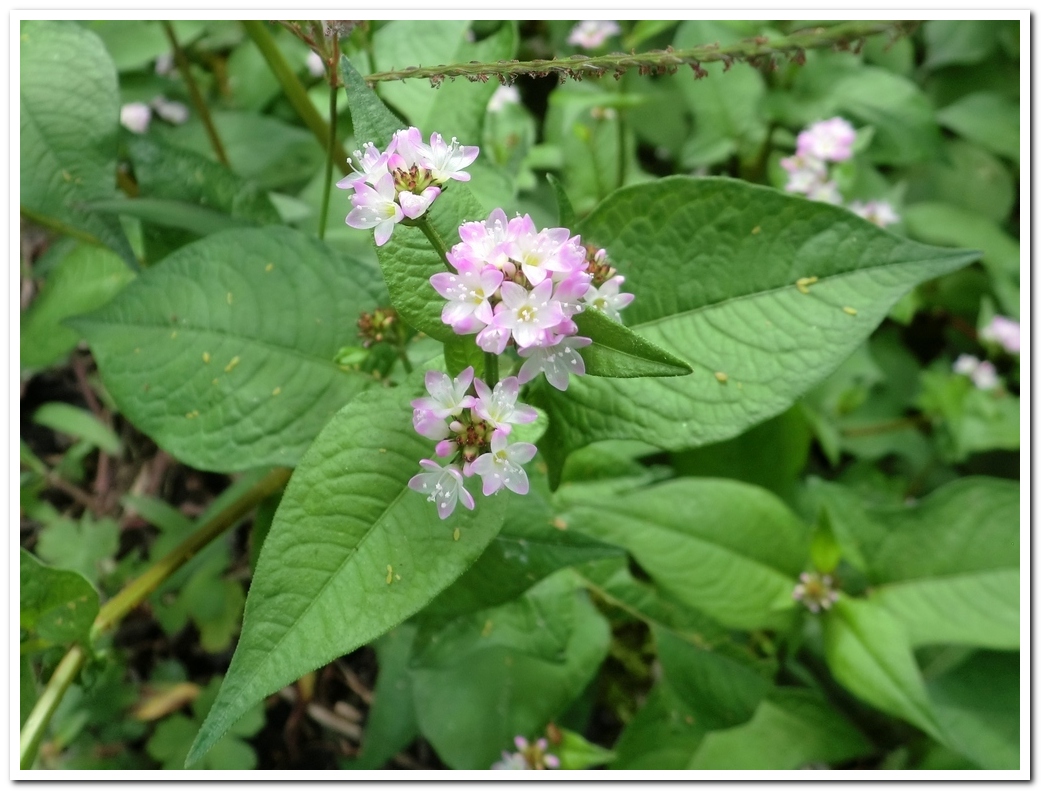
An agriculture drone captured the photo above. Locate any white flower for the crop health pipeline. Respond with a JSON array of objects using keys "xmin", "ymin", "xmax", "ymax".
[
  {"xmin": 151, "ymin": 96, "xmax": 189, "ymax": 125},
  {"xmin": 488, "ymin": 85, "xmax": 521, "ymax": 113},
  {"xmin": 306, "ymin": 50, "xmax": 325, "ymax": 78},
  {"xmin": 495, "ymin": 280, "xmax": 567, "ymax": 349},
  {"xmin": 567, "ymin": 20, "xmax": 621, "ymax": 50},
  {"xmin": 581, "ymin": 275, "xmax": 635, "ymax": 322},
  {"xmin": 473, "ymin": 376, "xmax": 538, "ymax": 433},
  {"xmin": 418, "ymin": 132, "xmax": 480, "ymax": 184},
  {"xmin": 468, "ymin": 430, "xmax": 537, "ymax": 496},
  {"xmin": 849, "ymin": 200, "xmax": 900, "ymax": 228},
  {"xmin": 518, "ymin": 335, "xmax": 592, "ymax": 391},
  {"xmin": 952, "ymin": 354, "xmax": 1000, "ymax": 391},
  {"xmin": 980, "ymin": 315, "xmax": 1020, "ymax": 355},
  {"xmin": 797, "ymin": 117, "xmax": 857, "ymax": 163},
  {"xmin": 120, "ymin": 102, "xmax": 152, "ymax": 134},
  {"xmin": 411, "ymin": 367, "xmax": 475, "ymax": 420},
  {"xmin": 337, "ymin": 142, "xmax": 391, "ymax": 191},
  {"xmin": 408, "ymin": 460, "xmax": 475, "ymax": 519},
  {"xmin": 430, "ymin": 262, "xmax": 503, "ymax": 332},
  {"xmin": 345, "ymin": 172, "xmax": 404, "ymax": 247}
]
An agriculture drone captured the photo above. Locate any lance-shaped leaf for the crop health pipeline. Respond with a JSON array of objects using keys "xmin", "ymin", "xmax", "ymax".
[
  {"xmin": 536, "ymin": 176, "xmax": 979, "ymax": 485},
  {"xmin": 71, "ymin": 227, "xmax": 379, "ymax": 472},
  {"xmin": 574, "ymin": 308, "xmax": 692, "ymax": 378},
  {"xmin": 20, "ymin": 21, "xmax": 135, "ymax": 265},
  {"xmin": 186, "ymin": 361, "xmax": 507, "ymax": 766}
]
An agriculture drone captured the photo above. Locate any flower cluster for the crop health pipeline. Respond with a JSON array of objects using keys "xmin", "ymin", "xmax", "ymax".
[
  {"xmin": 781, "ymin": 117, "xmax": 899, "ymax": 228},
  {"xmin": 792, "ymin": 572, "xmax": 839, "ymax": 614},
  {"xmin": 491, "ymin": 736, "xmax": 560, "ymax": 770},
  {"xmin": 119, "ymin": 96, "xmax": 189, "ymax": 135},
  {"xmin": 336, "ymin": 127, "xmax": 479, "ymax": 246},
  {"xmin": 407, "ymin": 367, "xmax": 539, "ymax": 519},
  {"xmin": 431, "ymin": 208, "xmax": 633, "ymax": 391},
  {"xmin": 953, "ymin": 354, "xmax": 999, "ymax": 391}
]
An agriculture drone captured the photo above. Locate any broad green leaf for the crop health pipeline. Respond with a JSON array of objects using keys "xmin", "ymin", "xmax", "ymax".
[
  {"xmin": 534, "ymin": 177, "xmax": 979, "ymax": 484},
  {"xmin": 902, "ymin": 202, "xmax": 1019, "ymax": 318},
  {"xmin": 555, "ymin": 728, "xmax": 615, "ymax": 770},
  {"xmin": 655, "ymin": 627, "xmax": 773, "ymax": 731},
  {"xmin": 816, "ymin": 476, "xmax": 1019, "ymax": 649},
  {"xmin": 426, "ymin": 478, "xmax": 622, "ymax": 619},
  {"xmin": 822, "ymin": 597, "xmax": 944, "ymax": 740},
  {"xmin": 339, "ymin": 55, "xmax": 404, "ymax": 149},
  {"xmin": 927, "ymin": 650, "xmax": 1020, "ymax": 770},
  {"xmin": 20, "ymin": 549, "xmax": 100, "ymax": 651},
  {"xmin": 32, "ymin": 403, "xmax": 121, "ymax": 455},
  {"xmin": 687, "ymin": 689, "xmax": 871, "ymax": 770},
  {"xmin": 21, "ymin": 244, "xmax": 134, "ymax": 370},
  {"xmin": 86, "ymin": 20, "xmax": 170, "ymax": 71},
  {"xmin": 408, "ymin": 572, "xmax": 610, "ymax": 769},
  {"xmin": 71, "ymin": 227, "xmax": 379, "ymax": 472},
  {"xmin": 20, "ymin": 21, "xmax": 135, "ymax": 264},
  {"xmin": 563, "ymin": 479, "xmax": 809, "ymax": 630},
  {"xmin": 573, "ymin": 308, "xmax": 692, "ymax": 378},
  {"xmin": 186, "ymin": 361, "xmax": 507, "ymax": 767},
  {"xmin": 920, "ymin": 373, "xmax": 1021, "ymax": 461},
  {"xmin": 675, "ymin": 21, "xmax": 766, "ymax": 168},
  {"xmin": 346, "ymin": 625, "xmax": 420, "ymax": 770},
  {"xmin": 936, "ymin": 92, "xmax": 1019, "ymax": 164},
  {"xmin": 610, "ymin": 680, "xmax": 705, "ymax": 769}
]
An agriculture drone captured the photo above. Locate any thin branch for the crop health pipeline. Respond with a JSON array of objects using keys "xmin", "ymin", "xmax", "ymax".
[
  {"xmin": 363, "ymin": 21, "xmax": 914, "ymax": 86},
  {"xmin": 162, "ymin": 21, "xmax": 230, "ymax": 167}
]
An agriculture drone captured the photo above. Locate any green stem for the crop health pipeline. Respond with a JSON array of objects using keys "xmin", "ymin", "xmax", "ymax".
[
  {"xmin": 19, "ymin": 207, "xmax": 105, "ymax": 248},
  {"xmin": 162, "ymin": 21, "xmax": 229, "ymax": 168},
  {"xmin": 415, "ymin": 216, "xmax": 453, "ymax": 269},
  {"xmin": 318, "ymin": 81, "xmax": 338, "ymax": 240},
  {"xmin": 364, "ymin": 21, "xmax": 913, "ymax": 85},
  {"xmin": 19, "ymin": 467, "xmax": 292, "ymax": 769},
  {"xmin": 242, "ymin": 20, "xmax": 349, "ymax": 175},
  {"xmin": 484, "ymin": 352, "xmax": 499, "ymax": 389}
]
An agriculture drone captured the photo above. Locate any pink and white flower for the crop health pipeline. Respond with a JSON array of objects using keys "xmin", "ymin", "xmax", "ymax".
[
  {"xmin": 849, "ymin": 200, "xmax": 900, "ymax": 228},
  {"xmin": 581, "ymin": 275, "xmax": 635, "ymax": 322},
  {"xmin": 780, "ymin": 153, "xmax": 828, "ymax": 195},
  {"xmin": 953, "ymin": 354, "xmax": 1000, "ymax": 390},
  {"xmin": 430, "ymin": 263, "xmax": 504, "ymax": 332},
  {"xmin": 337, "ymin": 142, "xmax": 392, "ymax": 191},
  {"xmin": 473, "ymin": 376, "xmax": 538, "ymax": 433},
  {"xmin": 797, "ymin": 117, "xmax": 857, "ymax": 162},
  {"xmin": 488, "ymin": 85, "xmax": 521, "ymax": 113},
  {"xmin": 468, "ymin": 430, "xmax": 537, "ymax": 496},
  {"xmin": 418, "ymin": 133, "xmax": 480, "ymax": 183},
  {"xmin": 494, "ymin": 280, "xmax": 567, "ymax": 349},
  {"xmin": 408, "ymin": 459, "xmax": 475, "ymax": 519},
  {"xmin": 411, "ymin": 367, "xmax": 476, "ymax": 420},
  {"xmin": 518, "ymin": 335, "xmax": 593, "ymax": 391},
  {"xmin": 345, "ymin": 173, "xmax": 404, "ymax": 247},
  {"xmin": 980, "ymin": 315, "xmax": 1020, "ymax": 355},
  {"xmin": 120, "ymin": 102, "xmax": 151, "ymax": 134}
]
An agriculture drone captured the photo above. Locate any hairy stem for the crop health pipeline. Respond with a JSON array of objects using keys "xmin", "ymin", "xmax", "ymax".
[
  {"xmin": 162, "ymin": 21, "xmax": 229, "ymax": 168},
  {"xmin": 242, "ymin": 20, "xmax": 349, "ymax": 175},
  {"xmin": 19, "ymin": 467, "xmax": 292, "ymax": 769},
  {"xmin": 364, "ymin": 21, "xmax": 912, "ymax": 85},
  {"xmin": 415, "ymin": 216, "xmax": 453, "ymax": 269}
]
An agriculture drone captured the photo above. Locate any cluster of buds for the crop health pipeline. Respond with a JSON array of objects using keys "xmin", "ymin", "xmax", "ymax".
[
  {"xmin": 792, "ymin": 571, "xmax": 840, "ymax": 614},
  {"xmin": 953, "ymin": 354, "xmax": 999, "ymax": 391},
  {"xmin": 408, "ymin": 367, "xmax": 539, "ymax": 519},
  {"xmin": 951, "ymin": 315, "xmax": 1019, "ymax": 391},
  {"xmin": 431, "ymin": 208, "xmax": 633, "ymax": 391},
  {"xmin": 336, "ymin": 127, "xmax": 479, "ymax": 246},
  {"xmin": 491, "ymin": 736, "xmax": 560, "ymax": 770},
  {"xmin": 781, "ymin": 117, "xmax": 899, "ymax": 228},
  {"xmin": 356, "ymin": 307, "xmax": 398, "ymax": 348}
]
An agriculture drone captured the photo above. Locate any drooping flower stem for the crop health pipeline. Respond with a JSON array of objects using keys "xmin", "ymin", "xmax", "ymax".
[
  {"xmin": 161, "ymin": 21, "xmax": 229, "ymax": 167},
  {"xmin": 364, "ymin": 21, "xmax": 914, "ymax": 86},
  {"xmin": 484, "ymin": 352, "xmax": 499, "ymax": 389}
]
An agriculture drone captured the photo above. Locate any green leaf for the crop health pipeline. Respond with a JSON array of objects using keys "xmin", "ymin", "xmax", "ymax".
[
  {"xmin": 32, "ymin": 403, "xmax": 121, "ymax": 455},
  {"xmin": 346, "ymin": 625, "xmax": 420, "ymax": 770},
  {"xmin": 21, "ymin": 245, "xmax": 135, "ymax": 370},
  {"xmin": 563, "ymin": 479, "xmax": 809, "ymax": 630},
  {"xmin": 820, "ymin": 477, "xmax": 1019, "ymax": 649},
  {"xmin": 71, "ymin": 227, "xmax": 379, "ymax": 471},
  {"xmin": 904, "ymin": 140, "xmax": 1015, "ymax": 225},
  {"xmin": 535, "ymin": 177, "xmax": 979, "ymax": 484},
  {"xmin": 655, "ymin": 627, "xmax": 773, "ymax": 731},
  {"xmin": 555, "ymin": 728, "xmax": 615, "ymax": 770},
  {"xmin": 339, "ymin": 55, "xmax": 404, "ymax": 149},
  {"xmin": 923, "ymin": 20, "xmax": 1003, "ymax": 70},
  {"xmin": 927, "ymin": 650, "xmax": 1019, "ymax": 770},
  {"xmin": 674, "ymin": 21, "xmax": 766, "ymax": 168},
  {"xmin": 426, "ymin": 480, "xmax": 623, "ymax": 619},
  {"xmin": 822, "ymin": 597, "xmax": 943, "ymax": 740},
  {"xmin": 85, "ymin": 198, "xmax": 254, "ymax": 237},
  {"xmin": 36, "ymin": 514, "xmax": 120, "ymax": 586},
  {"xmin": 686, "ymin": 688, "xmax": 872, "ymax": 770},
  {"xmin": 20, "ymin": 656, "xmax": 39, "ymax": 727},
  {"xmin": 547, "ymin": 172, "xmax": 578, "ymax": 231},
  {"xmin": 443, "ymin": 335, "xmax": 485, "ymax": 378},
  {"xmin": 936, "ymin": 92, "xmax": 1019, "ymax": 164},
  {"xmin": 408, "ymin": 572, "xmax": 610, "ymax": 769},
  {"xmin": 20, "ymin": 21, "xmax": 135, "ymax": 265},
  {"xmin": 186, "ymin": 360, "xmax": 507, "ymax": 767},
  {"xmin": 573, "ymin": 308, "xmax": 692, "ymax": 378},
  {"xmin": 610, "ymin": 680, "xmax": 705, "ymax": 769},
  {"xmin": 20, "ymin": 549, "xmax": 100, "ymax": 651}
]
